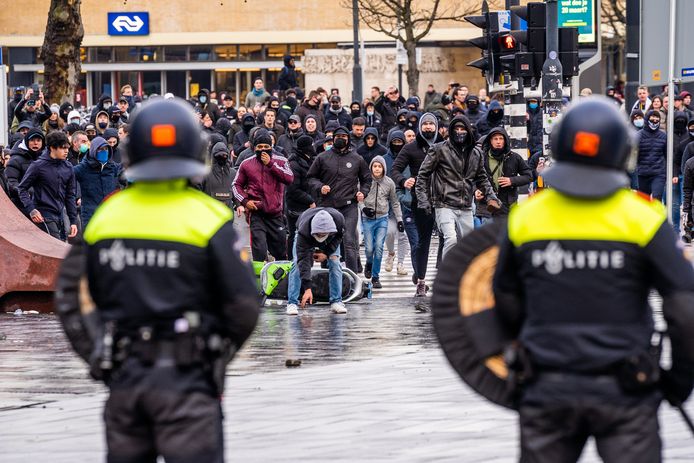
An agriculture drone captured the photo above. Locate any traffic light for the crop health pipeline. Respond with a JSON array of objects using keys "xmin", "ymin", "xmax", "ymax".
[
  {"xmin": 559, "ymin": 27, "xmax": 579, "ymax": 82},
  {"xmin": 509, "ymin": 2, "xmax": 546, "ymax": 82},
  {"xmin": 465, "ymin": 3, "xmax": 498, "ymax": 87}
]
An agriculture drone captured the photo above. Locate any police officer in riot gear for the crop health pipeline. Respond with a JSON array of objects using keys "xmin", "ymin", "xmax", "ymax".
[
  {"xmin": 56, "ymin": 98, "xmax": 260, "ymax": 463},
  {"xmin": 493, "ymin": 97, "xmax": 694, "ymax": 462}
]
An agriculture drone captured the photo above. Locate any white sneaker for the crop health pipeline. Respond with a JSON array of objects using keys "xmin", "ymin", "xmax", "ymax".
[
  {"xmin": 385, "ymin": 253, "xmax": 395, "ymax": 272},
  {"xmin": 331, "ymin": 302, "xmax": 347, "ymax": 314},
  {"xmin": 397, "ymin": 264, "xmax": 408, "ymax": 275},
  {"xmin": 286, "ymin": 304, "xmax": 299, "ymax": 315}
]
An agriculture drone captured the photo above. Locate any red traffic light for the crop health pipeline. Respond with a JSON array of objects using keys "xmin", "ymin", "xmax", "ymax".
[{"xmin": 499, "ymin": 34, "xmax": 517, "ymax": 50}]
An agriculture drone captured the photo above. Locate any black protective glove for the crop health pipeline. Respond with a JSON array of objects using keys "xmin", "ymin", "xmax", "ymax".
[
  {"xmin": 397, "ymin": 221, "xmax": 405, "ymax": 232},
  {"xmin": 660, "ymin": 366, "xmax": 694, "ymax": 406},
  {"xmin": 486, "ymin": 199, "xmax": 501, "ymax": 213},
  {"xmin": 419, "ymin": 203, "xmax": 432, "ymax": 216}
]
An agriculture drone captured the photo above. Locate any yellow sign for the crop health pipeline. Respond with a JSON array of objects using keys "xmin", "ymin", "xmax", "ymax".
[
  {"xmin": 190, "ymin": 83, "xmax": 200, "ymax": 97},
  {"xmin": 652, "ymin": 70, "xmax": 662, "ymax": 81}
]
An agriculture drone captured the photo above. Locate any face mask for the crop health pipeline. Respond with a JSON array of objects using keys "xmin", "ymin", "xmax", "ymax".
[
  {"xmin": 103, "ymin": 103, "xmax": 112, "ymax": 110},
  {"xmin": 333, "ymin": 137, "xmax": 348, "ymax": 151},
  {"xmin": 96, "ymin": 149, "xmax": 109, "ymax": 163},
  {"xmin": 199, "ymin": 96, "xmax": 207, "ymax": 104},
  {"xmin": 689, "ymin": 130, "xmax": 694, "ymax": 137},
  {"xmin": 87, "ymin": 133, "xmax": 96, "ymax": 141},
  {"xmin": 407, "ymin": 121, "xmax": 417, "ymax": 129},
  {"xmin": 70, "ymin": 118, "xmax": 80, "ymax": 124},
  {"xmin": 325, "ymin": 145, "xmax": 332, "ymax": 151},
  {"xmin": 491, "ymin": 110, "xmax": 501, "ymax": 117},
  {"xmin": 422, "ymin": 130, "xmax": 435, "ymax": 140},
  {"xmin": 313, "ymin": 234, "xmax": 329, "ymax": 243},
  {"xmin": 648, "ymin": 121, "xmax": 660, "ymax": 130},
  {"xmin": 49, "ymin": 120, "xmax": 58, "ymax": 127},
  {"xmin": 398, "ymin": 118, "xmax": 406, "ymax": 125},
  {"xmin": 367, "ymin": 110, "xmax": 374, "ymax": 116},
  {"xmin": 255, "ymin": 149, "xmax": 271, "ymax": 159},
  {"xmin": 331, "ymin": 104, "xmax": 341, "ymax": 111},
  {"xmin": 453, "ymin": 131, "xmax": 468, "ymax": 144},
  {"xmin": 214, "ymin": 153, "xmax": 228, "ymax": 164},
  {"xmin": 98, "ymin": 122, "xmax": 108, "ymax": 129},
  {"xmin": 79, "ymin": 144, "xmax": 89, "ymax": 154},
  {"xmin": 633, "ymin": 119, "xmax": 644, "ymax": 128},
  {"xmin": 529, "ymin": 102, "xmax": 539, "ymax": 110},
  {"xmin": 491, "ymin": 147, "xmax": 505, "ymax": 157},
  {"xmin": 391, "ymin": 143, "xmax": 404, "ymax": 154}
]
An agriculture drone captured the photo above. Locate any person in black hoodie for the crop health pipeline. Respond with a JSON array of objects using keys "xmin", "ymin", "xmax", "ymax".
[
  {"xmin": 390, "ymin": 112, "xmax": 441, "ymax": 295},
  {"xmin": 5, "ymin": 128, "xmax": 45, "ymax": 211},
  {"xmin": 526, "ymin": 97, "xmax": 543, "ymax": 156},
  {"xmin": 89, "ymin": 94, "xmax": 113, "ymax": 124},
  {"xmin": 200, "ymin": 141, "xmax": 236, "ymax": 211},
  {"xmin": 375, "ymin": 86, "xmax": 405, "ymax": 141},
  {"xmin": 671, "ymin": 112, "xmax": 690, "ymax": 233},
  {"xmin": 636, "ymin": 109, "xmax": 667, "ymax": 200},
  {"xmin": 17, "ymin": 131, "xmax": 78, "ymax": 241},
  {"xmin": 357, "ymin": 127, "xmax": 387, "ymax": 164},
  {"xmin": 232, "ymin": 113, "xmax": 257, "ymax": 156},
  {"xmin": 286, "ymin": 135, "xmax": 317, "ymax": 259},
  {"xmin": 464, "ymin": 95, "xmax": 486, "ymax": 126},
  {"xmin": 14, "ymin": 87, "xmax": 51, "ymax": 128},
  {"xmin": 325, "ymin": 95, "xmax": 353, "ymax": 130},
  {"xmin": 476, "ymin": 100, "xmax": 505, "ymax": 137},
  {"xmin": 474, "ymin": 127, "xmax": 532, "ymax": 224},
  {"xmin": 278, "ymin": 55, "xmax": 298, "ymax": 91},
  {"xmin": 307, "ymin": 126, "xmax": 371, "ymax": 272}
]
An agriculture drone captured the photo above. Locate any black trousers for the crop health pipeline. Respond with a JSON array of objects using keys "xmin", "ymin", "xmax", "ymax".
[
  {"xmin": 519, "ymin": 374, "xmax": 662, "ymax": 463},
  {"xmin": 104, "ymin": 363, "xmax": 224, "ymax": 463},
  {"xmin": 286, "ymin": 212, "xmax": 301, "ymax": 261},
  {"xmin": 412, "ymin": 207, "xmax": 435, "ymax": 280},
  {"xmin": 248, "ymin": 211, "xmax": 287, "ymax": 261},
  {"xmin": 336, "ymin": 203, "xmax": 359, "ymax": 272}
]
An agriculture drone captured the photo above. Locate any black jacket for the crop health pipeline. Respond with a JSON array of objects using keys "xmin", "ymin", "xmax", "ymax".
[
  {"xmin": 415, "ymin": 116, "xmax": 498, "ymax": 211},
  {"xmin": 278, "ymin": 55, "xmax": 298, "ymax": 91},
  {"xmin": 14, "ymin": 98, "xmax": 51, "ymax": 127},
  {"xmin": 325, "ymin": 108, "xmax": 353, "ymax": 131},
  {"xmin": 307, "ymin": 147, "xmax": 371, "ymax": 208},
  {"xmin": 201, "ymin": 142, "xmax": 237, "ymax": 209},
  {"xmin": 17, "ymin": 151, "xmax": 78, "ymax": 224},
  {"xmin": 356, "ymin": 127, "xmax": 387, "ymax": 165},
  {"xmin": 295, "ymin": 207, "xmax": 345, "ymax": 291},
  {"xmin": 277, "ymin": 129, "xmax": 304, "ymax": 155},
  {"xmin": 285, "ymin": 151, "xmax": 315, "ymax": 215},
  {"xmin": 476, "ymin": 100, "xmax": 504, "ymax": 137},
  {"xmin": 5, "ymin": 129, "xmax": 45, "ymax": 210},
  {"xmin": 390, "ymin": 129, "xmax": 440, "ymax": 206},
  {"xmin": 476, "ymin": 127, "xmax": 533, "ymax": 217},
  {"xmin": 527, "ymin": 105, "xmax": 543, "ymax": 155},
  {"xmin": 375, "ymin": 96, "xmax": 405, "ymax": 139}
]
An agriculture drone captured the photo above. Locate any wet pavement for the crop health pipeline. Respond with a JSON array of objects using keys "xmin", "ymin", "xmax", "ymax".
[{"xmin": 2, "ymin": 298, "xmax": 694, "ymax": 462}]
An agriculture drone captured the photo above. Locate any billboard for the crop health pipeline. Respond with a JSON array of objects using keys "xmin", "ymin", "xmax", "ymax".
[{"xmin": 558, "ymin": 0, "xmax": 596, "ymax": 46}]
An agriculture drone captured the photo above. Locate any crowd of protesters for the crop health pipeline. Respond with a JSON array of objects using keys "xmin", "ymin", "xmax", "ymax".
[{"xmin": 3, "ymin": 57, "xmax": 694, "ymax": 300}]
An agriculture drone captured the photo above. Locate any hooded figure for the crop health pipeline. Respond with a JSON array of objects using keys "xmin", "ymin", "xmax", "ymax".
[
  {"xmin": 476, "ymin": 100, "xmax": 504, "ymax": 137},
  {"xmin": 197, "ymin": 89, "xmax": 221, "ymax": 121},
  {"xmin": 59, "ymin": 102, "xmax": 74, "ymax": 125},
  {"xmin": 357, "ymin": 127, "xmax": 387, "ymax": 165},
  {"xmin": 199, "ymin": 141, "xmax": 236, "ymax": 210},
  {"xmin": 278, "ymin": 55, "xmax": 298, "ymax": 91},
  {"xmin": 102, "ymin": 128, "xmax": 122, "ymax": 164},
  {"xmin": 679, "ymin": 119, "xmax": 694, "ymax": 173},
  {"xmin": 464, "ymin": 95, "xmax": 486, "ymax": 126},
  {"xmin": 302, "ymin": 114, "xmax": 325, "ymax": 142},
  {"xmin": 232, "ymin": 113, "xmax": 257, "ymax": 157},
  {"xmin": 325, "ymin": 95, "xmax": 353, "ymax": 130},
  {"xmin": 673, "ymin": 111, "xmax": 690, "ymax": 178},
  {"xmin": 66, "ymin": 110, "xmax": 82, "ymax": 126},
  {"xmin": 630, "ymin": 109, "xmax": 645, "ymax": 129},
  {"xmin": 209, "ymin": 117, "xmax": 232, "ymax": 149},
  {"xmin": 349, "ymin": 101, "xmax": 363, "ymax": 119},
  {"xmin": 285, "ymin": 134, "xmax": 318, "ymax": 257},
  {"xmin": 94, "ymin": 110, "xmax": 111, "ymax": 134},
  {"xmin": 635, "ymin": 109, "xmax": 668, "ymax": 200},
  {"xmin": 383, "ymin": 129, "xmax": 406, "ymax": 173},
  {"xmin": 476, "ymin": 127, "xmax": 532, "ymax": 218},
  {"xmin": 90, "ymin": 94, "xmax": 113, "ymax": 123},
  {"xmin": 5, "ymin": 128, "xmax": 45, "ymax": 210},
  {"xmin": 73, "ymin": 136, "xmax": 123, "ymax": 227}
]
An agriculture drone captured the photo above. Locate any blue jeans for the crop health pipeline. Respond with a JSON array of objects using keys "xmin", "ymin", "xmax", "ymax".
[
  {"xmin": 362, "ymin": 215, "xmax": 389, "ymax": 279},
  {"xmin": 287, "ymin": 237, "xmax": 343, "ymax": 305},
  {"xmin": 672, "ymin": 177, "xmax": 683, "ymax": 233},
  {"xmin": 637, "ymin": 174, "xmax": 665, "ymax": 200}
]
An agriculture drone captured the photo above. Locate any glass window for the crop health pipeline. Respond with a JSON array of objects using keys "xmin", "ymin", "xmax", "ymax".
[
  {"xmin": 266, "ymin": 44, "xmax": 288, "ymax": 60},
  {"xmin": 114, "ymin": 47, "xmax": 138, "ymax": 62},
  {"xmin": 140, "ymin": 47, "xmax": 160, "ymax": 62},
  {"xmin": 190, "ymin": 46, "xmax": 212, "ymax": 61},
  {"xmin": 75, "ymin": 72, "xmax": 87, "ymax": 108},
  {"xmin": 214, "ymin": 45, "xmax": 237, "ymax": 61},
  {"xmin": 189, "ymin": 70, "xmax": 211, "ymax": 96},
  {"xmin": 142, "ymin": 71, "xmax": 162, "ymax": 96},
  {"xmin": 215, "ymin": 71, "xmax": 237, "ymax": 96},
  {"xmin": 289, "ymin": 44, "xmax": 309, "ymax": 57},
  {"xmin": 312, "ymin": 43, "xmax": 338, "ymax": 49},
  {"xmin": 166, "ymin": 71, "xmax": 187, "ymax": 99},
  {"xmin": 92, "ymin": 72, "xmax": 112, "ymax": 104},
  {"xmin": 238, "ymin": 45, "xmax": 263, "ymax": 61},
  {"xmin": 117, "ymin": 72, "xmax": 139, "ymax": 95},
  {"xmin": 165, "ymin": 46, "xmax": 187, "ymax": 62},
  {"xmin": 89, "ymin": 47, "xmax": 113, "ymax": 63},
  {"xmin": 80, "ymin": 47, "xmax": 87, "ymax": 63}
]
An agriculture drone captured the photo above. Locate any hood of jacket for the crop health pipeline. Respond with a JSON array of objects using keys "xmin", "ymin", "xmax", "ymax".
[
  {"xmin": 396, "ymin": 108, "xmax": 409, "ymax": 122},
  {"xmin": 211, "ymin": 141, "xmax": 229, "ymax": 158},
  {"xmin": 95, "ymin": 110, "xmax": 110, "ymax": 123},
  {"xmin": 673, "ymin": 111, "xmax": 689, "ymax": 133},
  {"xmin": 482, "ymin": 126, "xmax": 511, "ymax": 157},
  {"xmin": 486, "ymin": 100, "xmax": 504, "ymax": 124},
  {"xmin": 387, "ymin": 129, "xmax": 406, "ymax": 147},
  {"xmin": 363, "ymin": 127, "xmax": 380, "ymax": 146},
  {"xmin": 97, "ymin": 93, "xmax": 112, "ymax": 106},
  {"xmin": 369, "ymin": 155, "xmax": 388, "ymax": 179},
  {"xmin": 14, "ymin": 128, "xmax": 46, "ymax": 159},
  {"xmin": 88, "ymin": 136, "xmax": 112, "ymax": 163},
  {"xmin": 215, "ymin": 117, "xmax": 232, "ymax": 136},
  {"xmin": 417, "ymin": 112, "xmax": 439, "ymax": 147},
  {"xmin": 644, "ymin": 109, "xmax": 661, "ymax": 132},
  {"xmin": 283, "ymin": 55, "xmax": 294, "ymax": 67},
  {"xmin": 67, "ymin": 110, "xmax": 81, "ymax": 122},
  {"xmin": 448, "ymin": 115, "xmax": 476, "ymax": 152}
]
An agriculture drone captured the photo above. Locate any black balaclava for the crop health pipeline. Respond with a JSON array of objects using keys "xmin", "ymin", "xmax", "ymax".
[
  {"xmin": 253, "ymin": 129, "xmax": 273, "ymax": 160},
  {"xmin": 332, "ymin": 127, "xmax": 350, "ymax": 153},
  {"xmin": 449, "ymin": 116, "xmax": 470, "ymax": 150}
]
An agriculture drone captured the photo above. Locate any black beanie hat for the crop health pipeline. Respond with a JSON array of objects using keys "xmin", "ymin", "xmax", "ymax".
[
  {"xmin": 253, "ymin": 128, "xmax": 273, "ymax": 147},
  {"xmin": 297, "ymin": 135, "xmax": 315, "ymax": 153}
]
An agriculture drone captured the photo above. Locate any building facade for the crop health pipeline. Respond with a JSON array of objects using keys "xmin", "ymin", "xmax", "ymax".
[{"xmin": 1, "ymin": 0, "xmax": 486, "ymax": 106}]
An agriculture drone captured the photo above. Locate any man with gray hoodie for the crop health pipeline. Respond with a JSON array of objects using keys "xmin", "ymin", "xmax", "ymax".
[{"xmin": 361, "ymin": 155, "xmax": 403, "ymax": 288}]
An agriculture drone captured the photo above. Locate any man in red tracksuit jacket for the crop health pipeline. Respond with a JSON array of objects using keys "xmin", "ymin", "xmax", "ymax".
[{"xmin": 232, "ymin": 128, "xmax": 294, "ymax": 261}]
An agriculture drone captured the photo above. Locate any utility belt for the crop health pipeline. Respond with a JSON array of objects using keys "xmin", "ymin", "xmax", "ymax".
[
  {"xmin": 505, "ymin": 333, "xmax": 664, "ymax": 397},
  {"xmin": 91, "ymin": 312, "xmax": 235, "ymax": 395}
]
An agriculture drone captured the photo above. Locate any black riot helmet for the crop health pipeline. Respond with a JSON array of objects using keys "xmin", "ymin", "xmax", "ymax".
[
  {"xmin": 125, "ymin": 98, "xmax": 208, "ymax": 181},
  {"xmin": 544, "ymin": 97, "xmax": 634, "ymax": 198}
]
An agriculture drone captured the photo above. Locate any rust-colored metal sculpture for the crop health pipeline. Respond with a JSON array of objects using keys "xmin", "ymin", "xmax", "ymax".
[{"xmin": 0, "ymin": 188, "xmax": 69, "ymax": 312}]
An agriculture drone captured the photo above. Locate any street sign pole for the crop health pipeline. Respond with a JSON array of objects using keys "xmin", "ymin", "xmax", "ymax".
[
  {"xmin": 352, "ymin": 0, "xmax": 363, "ymax": 103},
  {"xmin": 542, "ymin": 0, "xmax": 563, "ymax": 157},
  {"xmin": 666, "ymin": 0, "xmax": 677, "ymax": 225}
]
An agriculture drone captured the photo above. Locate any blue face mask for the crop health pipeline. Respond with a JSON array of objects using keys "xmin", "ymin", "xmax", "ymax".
[
  {"xmin": 529, "ymin": 102, "xmax": 539, "ymax": 110},
  {"xmin": 96, "ymin": 149, "xmax": 109, "ymax": 163}
]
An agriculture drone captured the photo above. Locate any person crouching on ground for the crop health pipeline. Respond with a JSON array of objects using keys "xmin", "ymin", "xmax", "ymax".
[
  {"xmin": 286, "ymin": 208, "xmax": 346, "ymax": 315},
  {"xmin": 361, "ymin": 156, "xmax": 403, "ymax": 288}
]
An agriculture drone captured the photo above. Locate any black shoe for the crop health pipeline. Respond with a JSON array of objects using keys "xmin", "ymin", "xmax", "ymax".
[
  {"xmin": 364, "ymin": 263, "xmax": 372, "ymax": 279},
  {"xmin": 412, "ymin": 274, "xmax": 418, "ymax": 285},
  {"xmin": 372, "ymin": 278, "xmax": 382, "ymax": 289},
  {"xmin": 414, "ymin": 281, "xmax": 427, "ymax": 297}
]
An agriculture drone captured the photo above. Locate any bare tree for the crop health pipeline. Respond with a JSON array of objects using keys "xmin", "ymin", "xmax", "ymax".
[
  {"xmin": 40, "ymin": 0, "xmax": 84, "ymax": 104},
  {"xmin": 347, "ymin": 0, "xmax": 492, "ymax": 96},
  {"xmin": 601, "ymin": 0, "xmax": 626, "ymax": 44}
]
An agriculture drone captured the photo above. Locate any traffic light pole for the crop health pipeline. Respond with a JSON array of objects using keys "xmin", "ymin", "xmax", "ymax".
[
  {"xmin": 506, "ymin": 0, "xmax": 528, "ymax": 158},
  {"xmin": 352, "ymin": 0, "xmax": 363, "ymax": 103},
  {"xmin": 541, "ymin": 0, "xmax": 563, "ymax": 157}
]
